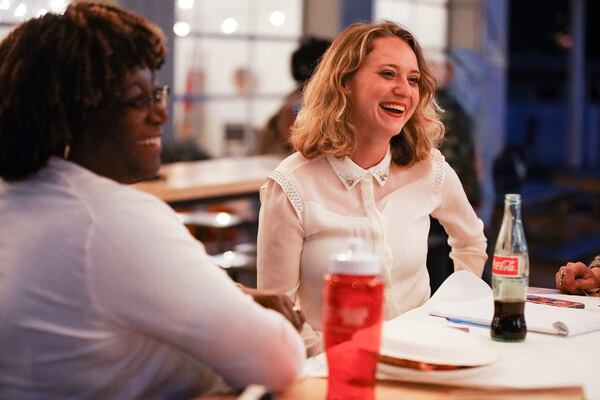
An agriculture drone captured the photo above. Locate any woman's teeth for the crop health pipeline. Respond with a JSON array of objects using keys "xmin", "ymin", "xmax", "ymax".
[
  {"xmin": 381, "ymin": 103, "xmax": 406, "ymax": 113},
  {"xmin": 137, "ymin": 137, "xmax": 161, "ymax": 147}
]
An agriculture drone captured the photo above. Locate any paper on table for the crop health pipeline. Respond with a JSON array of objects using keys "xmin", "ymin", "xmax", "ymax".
[{"xmin": 431, "ymin": 289, "xmax": 600, "ymax": 336}]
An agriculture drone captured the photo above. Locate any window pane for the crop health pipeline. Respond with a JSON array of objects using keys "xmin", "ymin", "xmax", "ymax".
[
  {"xmin": 176, "ymin": 0, "xmax": 250, "ymax": 35},
  {"xmin": 374, "ymin": 0, "xmax": 448, "ymax": 51},
  {"xmin": 173, "ymin": 0, "xmax": 303, "ymax": 156},
  {"xmin": 253, "ymin": 0, "xmax": 302, "ymax": 37},
  {"xmin": 173, "ymin": 98, "xmax": 282, "ymax": 156},
  {"xmin": 0, "ymin": 0, "xmax": 70, "ymax": 38},
  {"xmin": 251, "ymin": 40, "xmax": 297, "ymax": 95},
  {"xmin": 176, "ymin": 0, "xmax": 301, "ymax": 37},
  {"xmin": 411, "ymin": 4, "xmax": 447, "ymax": 50},
  {"xmin": 175, "ymin": 38, "xmax": 249, "ymax": 96},
  {"xmin": 0, "ymin": 26, "xmax": 12, "ymax": 41}
]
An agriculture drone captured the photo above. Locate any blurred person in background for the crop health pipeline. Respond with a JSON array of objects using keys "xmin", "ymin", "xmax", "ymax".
[
  {"xmin": 0, "ymin": 3, "xmax": 304, "ymax": 398},
  {"xmin": 256, "ymin": 36, "xmax": 331, "ymax": 155},
  {"xmin": 556, "ymin": 255, "xmax": 600, "ymax": 295},
  {"xmin": 256, "ymin": 21, "xmax": 487, "ymax": 355},
  {"xmin": 432, "ymin": 55, "xmax": 481, "ymax": 208},
  {"xmin": 427, "ymin": 54, "xmax": 483, "ymax": 292}
]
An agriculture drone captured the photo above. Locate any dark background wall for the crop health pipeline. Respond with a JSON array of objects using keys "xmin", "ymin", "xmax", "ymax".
[{"xmin": 507, "ymin": 0, "xmax": 599, "ymax": 175}]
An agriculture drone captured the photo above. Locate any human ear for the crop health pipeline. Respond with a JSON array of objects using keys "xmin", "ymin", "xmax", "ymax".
[{"xmin": 342, "ymin": 76, "xmax": 352, "ymax": 95}]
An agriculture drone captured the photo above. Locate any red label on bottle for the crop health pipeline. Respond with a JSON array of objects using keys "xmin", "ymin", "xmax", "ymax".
[{"xmin": 492, "ymin": 256, "xmax": 520, "ymax": 276}]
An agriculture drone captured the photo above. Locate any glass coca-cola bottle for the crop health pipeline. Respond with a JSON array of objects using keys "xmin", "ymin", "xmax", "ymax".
[
  {"xmin": 323, "ymin": 238, "xmax": 384, "ymax": 400},
  {"xmin": 491, "ymin": 193, "xmax": 529, "ymax": 342}
]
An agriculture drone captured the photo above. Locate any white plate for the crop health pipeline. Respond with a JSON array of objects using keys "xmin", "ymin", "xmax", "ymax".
[
  {"xmin": 379, "ymin": 320, "xmax": 499, "ymax": 367},
  {"xmin": 377, "ymin": 361, "xmax": 495, "ymax": 383}
]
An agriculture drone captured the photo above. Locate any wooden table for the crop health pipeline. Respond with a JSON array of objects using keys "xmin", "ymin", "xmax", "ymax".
[
  {"xmin": 198, "ymin": 286, "xmax": 588, "ymax": 400},
  {"xmin": 133, "ymin": 155, "xmax": 282, "ymax": 207},
  {"xmin": 199, "ymin": 379, "xmax": 583, "ymax": 399},
  {"xmin": 278, "ymin": 377, "xmax": 584, "ymax": 399}
]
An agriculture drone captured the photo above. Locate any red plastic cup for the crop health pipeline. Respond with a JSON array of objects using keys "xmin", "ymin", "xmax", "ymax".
[{"xmin": 323, "ymin": 273, "xmax": 384, "ymax": 400}]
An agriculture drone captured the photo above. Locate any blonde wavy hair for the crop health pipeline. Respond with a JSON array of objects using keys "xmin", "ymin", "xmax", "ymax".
[{"xmin": 291, "ymin": 20, "xmax": 444, "ymax": 166}]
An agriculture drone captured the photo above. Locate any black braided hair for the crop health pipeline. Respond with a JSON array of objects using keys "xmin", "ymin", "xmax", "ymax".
[{"xmin": 0, "ymin": 2, "xmax": 165, "ymax": 181}]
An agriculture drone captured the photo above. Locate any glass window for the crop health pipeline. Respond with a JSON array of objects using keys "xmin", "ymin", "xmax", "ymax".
[
  {"xmin": 1, "ymin": 0, "xmax": 302, "ymax": 158},
  {"xmin": 174, "ymin": 0, "xmax": 303, "ymax": 157},
  {"xmin": 374, "ymin": 0, "xmax": 448, "ymax": 54},
  {"xmin": 173, "ymin": 97, "xmax": 281, "ymax": 157},
  {"xmin": 0, "ymin": 0, "xmax": 69, "ymax": 40}
]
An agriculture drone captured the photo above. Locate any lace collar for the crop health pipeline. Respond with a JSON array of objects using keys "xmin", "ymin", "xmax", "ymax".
[{"xmin": 327, "ymin": 149, "xmax": 391, "ymax": 190}]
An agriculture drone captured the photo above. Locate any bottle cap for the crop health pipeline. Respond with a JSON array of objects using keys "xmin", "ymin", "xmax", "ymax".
[
  {"xmin": 329, "ymin": 238, "xmax": 381, "ymax": 275},
  {"xmin": 504, "ymin": 193, "xmax": 521, "ymax": 203}
]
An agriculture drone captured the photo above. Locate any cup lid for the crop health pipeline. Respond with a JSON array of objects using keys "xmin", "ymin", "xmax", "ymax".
[{"xmin": 329, "ymin": 238, "xmax": 381, "ymax": 275}]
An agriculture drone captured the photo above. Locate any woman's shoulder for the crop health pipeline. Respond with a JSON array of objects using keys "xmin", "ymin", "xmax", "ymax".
[
  {"xmin": 396, "ymin": 148, "xmax": 446, "ymax": 173},
  {"xmin": 54, "ymin": 160, "xmax": 174, "ymax": 222},
  {"xmin": 419, "ymin": 148, "xmax": 448, "ymax": 176},
  {"xmin": 429, "ymin": 147, "xmax": 445, "ymax": 164},
  {"xmin": 274, "ymin": 151, "xmax": 325, "ymax": 175},
  {"xmin": 389, "ymin": 148, "xmax": 449, "ymax": 192}
]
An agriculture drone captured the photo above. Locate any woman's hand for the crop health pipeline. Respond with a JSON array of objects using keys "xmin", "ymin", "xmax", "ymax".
[
  {"xmin": 556, "ymin": 262, "xmax": 600, "ymax": 294},
  {"xmin": 239, "ymin": 286, "xmax": 305, "ymax": 331}
]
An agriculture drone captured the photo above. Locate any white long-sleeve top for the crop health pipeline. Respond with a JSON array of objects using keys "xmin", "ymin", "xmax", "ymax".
[
  {"xmin": 0, "ymin": 157, "xmax": 304, "ymax": 399},
  {"xmin": 257, "ymin": 148, "xmax": 487, "ymax": 354}
]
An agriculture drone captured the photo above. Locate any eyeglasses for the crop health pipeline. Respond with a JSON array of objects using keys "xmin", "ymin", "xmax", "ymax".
[{"xmin": 114, "ymin": 85, "xmax": 170, "ymax": 111}]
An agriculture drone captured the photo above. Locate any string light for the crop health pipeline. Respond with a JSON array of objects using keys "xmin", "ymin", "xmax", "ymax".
[
  {"xmin": 221, "ymin": 18, "xmax": 237, "ymax": 34},
  {"xmin": 173, "ymin": 21, "xmax": 190, "ymax": 37},
  {"xmin": 48, "ymin": 0, "xmax": 66, "ymax": 13},
  {"xmin": 176, "ymin": 0, "xmax": 194, "ymax": 10},
  {"xmin": 269, "ymin": 10, "xmax": 285, "ymax": 27},
  {"xmin": 13, "ymin": 2, "xmax": 26, "ymax": 17}
]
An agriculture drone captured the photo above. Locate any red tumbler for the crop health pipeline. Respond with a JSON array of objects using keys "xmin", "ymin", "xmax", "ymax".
[{"xmin": 322, "ymin": 239, "xmax": 384, "ymax": 400}]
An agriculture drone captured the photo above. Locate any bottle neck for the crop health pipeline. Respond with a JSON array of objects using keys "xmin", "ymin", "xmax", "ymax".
[
  {"xmin": 504, "ymin": 199, "xmax": 522, "ymax": 222},
  {"xmin": 495, "ymin": 194, "xmax": 528, "ymax": 255}
]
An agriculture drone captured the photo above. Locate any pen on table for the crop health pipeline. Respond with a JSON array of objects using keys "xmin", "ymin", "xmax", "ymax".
[{"xmin": 446, "ymin": 317, "xmax": 489, "ymax": 329}]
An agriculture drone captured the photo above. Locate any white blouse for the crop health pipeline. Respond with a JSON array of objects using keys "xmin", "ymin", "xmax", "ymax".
[
  {"xmin": 0, "ymin": 158, "xmax": 305, "ymax": 398},
  {"xmin": 257, "ymin": 148, "xmax": 487, "ymax": 355}
]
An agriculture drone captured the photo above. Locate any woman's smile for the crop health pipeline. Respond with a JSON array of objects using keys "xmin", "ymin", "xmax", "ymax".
[{"xmin": 345, "ymin": 36, "xmax": 420, "ymax": 142}]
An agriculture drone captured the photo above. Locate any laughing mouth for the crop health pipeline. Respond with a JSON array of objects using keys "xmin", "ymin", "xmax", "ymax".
[
  {"xmin": 137, "ymin": 137, "xmax": 161, "ymax": 147},
  {"xmin": 380, "ymin": 103, "xmax": 406, "ymax": 114}
]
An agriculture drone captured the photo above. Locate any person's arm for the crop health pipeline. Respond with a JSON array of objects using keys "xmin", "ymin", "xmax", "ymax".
[
  {"xmin": 257, "ymin": 179, "xmax": 323, "ymax": 355},
  {"xmin": 238, "ymin": 285, "xmax": 305, "ymax": 331},
  {"xmin": 256, "ymin": 179, "xmax": 304, "ymax": 300},
  {"xmin": 431, "ymin": 163, "xmax": 488, "ymax": 276},
  {"xmin": 556, "ymin": 261, "xmax": 600, "ymax": 294},
  {"xmin": 88, "ymin": 195, "xmax": 304, "ymax": 391}
]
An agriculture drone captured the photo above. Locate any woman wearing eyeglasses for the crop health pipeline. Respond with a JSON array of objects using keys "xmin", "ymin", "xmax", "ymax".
[{"xmin": 0, "ymin": 2, "xmax": 303, "ymax": 398}]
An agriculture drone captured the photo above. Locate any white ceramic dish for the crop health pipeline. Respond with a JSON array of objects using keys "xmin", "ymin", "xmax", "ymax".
[
  {"xmin": 379, "ymin": 320, "xmax": 499, "ymax": 367},
  {"xmin": 377, "ymin": 361, "xmax": 495, "ymax": 382}
]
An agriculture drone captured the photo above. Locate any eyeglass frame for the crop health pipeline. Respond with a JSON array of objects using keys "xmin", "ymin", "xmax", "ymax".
[{"xmin": 108, "ymin": 84, "xmax": 170, "ymax": 112}]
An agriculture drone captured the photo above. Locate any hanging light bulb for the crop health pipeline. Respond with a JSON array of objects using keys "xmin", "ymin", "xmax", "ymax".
[
  {"xmin": 269, "ymin": 10, "xmax": 285, "ymax": 27},
  {"xmin": 48, "ymin": 0, "xmax": 66, "ymax": 13},
  {"xmin": 14, "ymin": 2, "xmax": 26, "ymax": 17},
  {"xmin": 221, "ymin": 18, "xmax": 238, "ymax": 34},
  {"xmin": 177, "ymin": 0, "xmax": 194, "ymax": 10},
  {"xmin": 0, "ymin": 0, "xmax": 11, "ymax": 11},
  {"xmin": 173, "ymin": 21, "xmax": 190, "ymax": 37}
]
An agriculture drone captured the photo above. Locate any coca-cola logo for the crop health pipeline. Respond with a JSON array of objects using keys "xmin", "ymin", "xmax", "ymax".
[{"xmin": 492, "ymin": 256, "xmax": 519, "ymax": 276}]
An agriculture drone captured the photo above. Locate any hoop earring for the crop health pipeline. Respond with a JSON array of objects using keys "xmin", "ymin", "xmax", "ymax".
[{"xmin": 63, "ymin": 144, "xmax": 71, "ymax": 159}]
